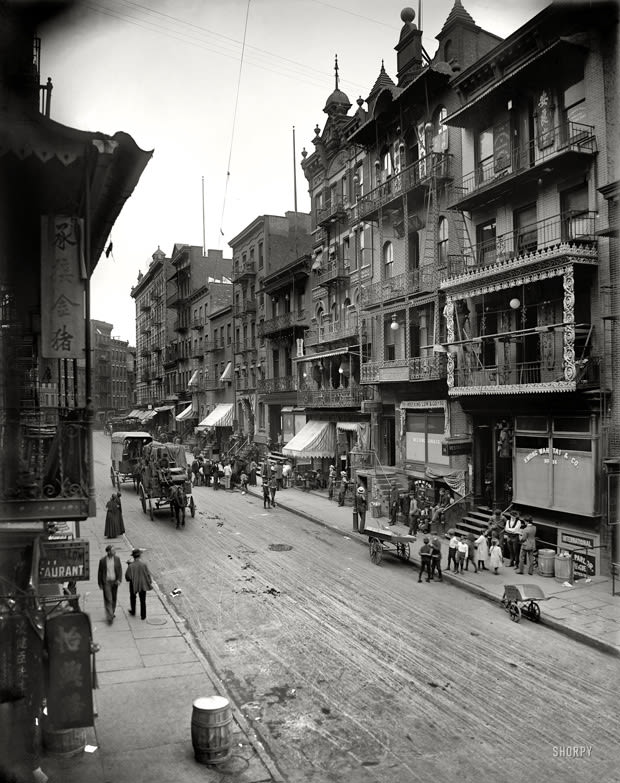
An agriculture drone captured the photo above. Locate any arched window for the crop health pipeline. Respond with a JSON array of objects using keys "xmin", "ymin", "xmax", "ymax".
[
  {"xmin": 383, "ymin": 241, "xmax": 393, "ymax": 278},
  {"xmin": 342, "ymin": 297, "xmax": 351, "ymax": 326},
  {"xmin": 437, "ymin": 217, "xmax": 449, "ymax": 268}
]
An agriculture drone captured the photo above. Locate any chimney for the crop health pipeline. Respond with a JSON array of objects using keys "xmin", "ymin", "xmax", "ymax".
[{"xmin": 395, "ymin": 7, "xmax": 423, "ymax": 87}]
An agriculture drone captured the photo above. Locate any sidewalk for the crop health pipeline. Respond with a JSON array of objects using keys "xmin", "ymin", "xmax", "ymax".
[
  {"xmin": 41, "ymin": 514, "xmax": 280, "ymax": 783},
  {"xmin": 251, "ymin": 482, "xmax": 620, "ymax": 658}
]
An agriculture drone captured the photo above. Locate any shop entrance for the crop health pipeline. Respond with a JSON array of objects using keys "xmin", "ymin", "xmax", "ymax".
[
  {"xmin": 383, "ymin": 417, "xmax": 396, "ymax": 467},
  {"xmin": 474, "ymin": 417, "xmax": 513, "ymax": 508}
]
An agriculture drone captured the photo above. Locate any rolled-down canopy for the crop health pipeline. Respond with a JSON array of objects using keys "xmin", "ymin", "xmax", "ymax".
[
  {"xmin": 197, "ymin": 403, "xmax": 233, "ymax": 429},
  {"xmin": 175, "ymin": 404, "xmax": 195, "ymax": 422},
  {"xmin": 336, "ymin": 421, "xmax": 359, "ymax": 432},
  {"xmin": 282, "ymin": 420, "xmax": 336, "ymax": 459}
]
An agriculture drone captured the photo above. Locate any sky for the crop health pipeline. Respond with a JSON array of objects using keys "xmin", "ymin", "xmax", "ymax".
[{"xmin": 40, "ymin": 0, "xmax": 549, "ymax": 344}]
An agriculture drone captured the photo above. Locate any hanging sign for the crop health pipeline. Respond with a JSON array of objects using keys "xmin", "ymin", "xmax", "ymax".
[
  {"xmin": 536, "ymin": 88, "xmax": 555, "ymax": 150},
  {"xmin": 493, "ymin": 120, "xmax": 511, "ymax": 172},
  {"xmin": 41, "ymin": 216, "xmax": 86, "ymax": 359},
  {"xmin": 39, "ymin": 540, "xmax": 89, "ymax": 583},
  {"xmin": 46, "ymin": 612, "xmax": 94, "ymax": 729}
]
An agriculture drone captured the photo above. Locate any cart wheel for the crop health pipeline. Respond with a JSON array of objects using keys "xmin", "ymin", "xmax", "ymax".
[
  {"xmin": 110, "ymin": 467, "xmax": 116, "ymax": 487},
  {"xmin": 139, "ymin": 484, "xmax": 147, "ymax": 514},
  {"xmin": 509, "ymin": 602, "xmax": 522, "ymax": 623},
  {"xmin": 369, "ymin": 538, "xmax": 382, "ymax": 565},
  {"xmin": 189, "ymin": 497, "xmax": 196, "ymax": 518},
  {"xmin": 527, "ymin": 601, "xmax": 541, "ymax": 623},
  {"xmin": 148, "ymin": 497, "xmax": 154, "ymax": 521},
  {"xmin": 396, "ymin": 542, "xmax": 410, "ymax": 561}
]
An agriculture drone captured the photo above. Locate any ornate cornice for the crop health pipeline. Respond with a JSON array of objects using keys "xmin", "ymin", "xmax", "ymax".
[{"xmin": 449, "ymin": 381, "xmax": 577, "ymax": 396}]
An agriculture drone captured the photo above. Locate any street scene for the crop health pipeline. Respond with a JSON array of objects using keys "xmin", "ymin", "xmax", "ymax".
[{"xmin": 0, "ymin": 1, "xmax": 618, "ymax": 782}]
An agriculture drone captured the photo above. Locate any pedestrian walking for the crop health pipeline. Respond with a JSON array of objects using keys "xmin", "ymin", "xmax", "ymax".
[
  {"xmin": 407, "ymin": 491, "xmax": 421, "ymax": 535},
  {"xmin": 104, "ymin": 492, "xmax": 125, "ymax": 539},
  {"xmin": 517, "ymin": 516, "xmax": 537, "ymax": 575},
  {"xmin": 97, "ymin": 544, "xmax": 122, "ymax": 624},
  {"xmin": 125, "ymin": 549, "xmax": 153, "ymax": 620},
  {"xmin": 389, "ymin": 481, "xmax": 400, "ymax": 525},
  {"xmin": 170, "ymin": 484, "xmax": 186, "ymax": 528},
  {"xmin": 337, "ymin": 472, "xmax": 348, "ymax": 506},
  {"xmin": 223, "ymin": 462, "xmax": 232, "ymax": 490},
  {"xmin": 240, "ymin": 471, "xmax": 249, "ymax": 493},
  {"xmin": 262, "ymin": 479, "xmax": 271, "ymax": 508},
  {"xmin": 248, "ymin": 459, "xmax": 258, "ymax": 486},
  {"xmin": 474, "ymin": 532, "xmax": 489, "ymax": 571},
  {"xmin": 275, "ymin": 462, "xmax": 283, "ymax": 490},
  {"xmin": 430, "ymin": 536, "xmax": 443, "ymax": 581},
  {"xmin": 268, "ymin": 475, "xmax": 278, "ymax": 507},
  {"xmin": 355, "ymin": 486, "xmax": 367, "ymax": 533},
  {"xmin": 191, "ymin": 458, "xmax": 201, "ymax": 486},
  {"xmin": 455, "ymin": 536, "xmax": 469, "ymax": 574},
  {"xmin": 489, "ymin": 538, "xmax": 503, "ymax": 574},
  {"xmin": 327, "ymin": 464, "xmax": 337, "ymax": 500},
  {"xmin": 466, "ymin": 531, "xmax": 478, "ymax": 573},
  {"xmin": 418, "ymin": 537, "xmax": 433, "ymax": 582},
  {"xmin": 447, "ymin": 531, "xmax": 459, "ymax": 572}
]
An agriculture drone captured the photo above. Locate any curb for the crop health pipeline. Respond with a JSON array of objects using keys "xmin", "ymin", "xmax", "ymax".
[{"xmin": 249, "ymin": 488, "xmax": 620, "ymax": 659}]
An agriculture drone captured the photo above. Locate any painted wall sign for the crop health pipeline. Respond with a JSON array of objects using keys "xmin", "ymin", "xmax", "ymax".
[
  {"xmin": 442, "ymin": 439, "xmax": 472, "ymax": 456},
  {"xmin": 39, "ymin": 540, "xmax": 89, "ymax": 583},
  {"xmin": 41, "ymin": 216, "xmax": 86, "ymax": 359},
  {"xmin": 536, "ymin": 88, "xmax": 555, "ymax": 150},
  {"xmin": 523, "ymin": 447, "xmax": 580, "ymax": 467},
  {"xmin": 558, "ymin": 530, "xmax": 599, "ymax": 579}
]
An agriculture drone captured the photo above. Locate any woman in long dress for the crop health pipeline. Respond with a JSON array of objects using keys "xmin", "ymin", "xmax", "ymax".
[{"xmin": 104, "ymin": 493, "xmax": 125, "ymax": 538}]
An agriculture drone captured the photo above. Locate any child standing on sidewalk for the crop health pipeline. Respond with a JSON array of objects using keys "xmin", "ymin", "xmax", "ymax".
[
  {"xmin": 455, "ymin": 536, "xmax": 469, "ymax": 574},
  {"xmin": 262, "ymin": 480, "xmax": 271, "ymax": 509},
  {"xmin": 489, "ymin": 538, "xmax": 503, "ymax": 575},
  {"xmin": 447, "ymin": 531, "xmax": 459, "ymax": 572}
]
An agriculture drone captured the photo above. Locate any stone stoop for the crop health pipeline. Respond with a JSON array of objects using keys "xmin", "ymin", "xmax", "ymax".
[{"xmin": 454, "ymin": 505, "xmax": 492, "ymax": 538}]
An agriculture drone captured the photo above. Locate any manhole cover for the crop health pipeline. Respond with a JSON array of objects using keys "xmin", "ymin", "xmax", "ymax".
[{"xmin": 268, "ymin": 544, "xmax": 293, "ymax": 552}]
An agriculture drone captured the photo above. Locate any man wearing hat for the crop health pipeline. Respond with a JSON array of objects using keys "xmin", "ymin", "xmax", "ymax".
[
  {"xmin": 504, "ymin": 509, "xmax": 524, "ymax": 568},
  {"xmin": 355, "ymin": 485, "xmax": 368, "ymax": 533},
  {"xmin": 517, "ymin": 516, "xmax": 537, "ymax": 575},
  {"xmin": 418, "ymin": 537, "xmax": 433, "ymax": 582},
  {"xmin": 125, "ymin": 549, "xmax": 153, "ymax": 620},
  {"xmin": 97, "ymin": 544, "xmax": 122, "ymax": 624}
]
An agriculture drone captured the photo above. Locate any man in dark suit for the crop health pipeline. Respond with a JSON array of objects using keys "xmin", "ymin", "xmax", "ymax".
[{"xmin": 98, "ymin": 544, "xmax": 122, "ymax": 624}]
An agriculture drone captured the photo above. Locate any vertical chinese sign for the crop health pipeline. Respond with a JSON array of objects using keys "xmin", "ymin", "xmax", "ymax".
[
  {"xmin": 46, "ymin": 612, "xmax": 94, "ymax": 729},
  {"xmin": 41, "ymin": 216, "xmax": 86, "ymax": 360}
]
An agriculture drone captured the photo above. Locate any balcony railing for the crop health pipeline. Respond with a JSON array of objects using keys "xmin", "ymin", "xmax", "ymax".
[
  {"xmin": 191, "ymin": 348, "xmax": 204, "ymax": 360},
  {"xmin": 258, "ymin": 310, "xmax": 307, "ymax": 337},
  {"xmin": 316, "ymin": 261, "xmax": 348, "ymax": 287},
  {"xmin": 236, "ymin": 376, "xmax": 255, "ymax": 391},
  {"xmin": 355, "ymin": 152, "xmax": 452, "ymax": 220},
  {"xmin": 452, "ymin": 121, "xmax": 596, "ymax": 208},
  {"xmin": 191, "ymin": 317, "xmax": 205, "ymax": 330},
  {"xmin": 305, "ymin": 315, "xmax": 359, "ymax": 346},
  {"xmin": 444, "ymin": 211, "xmax": 598, "ymax": 281},
  {"xmin": 234, "ymin": 300, "xmax": 257, "ymax": 317},
  {"xmin": 235, "ymin": 338, "xmax": 254, "ymax": 353},
  {"xmin": 232, "ymin": 260, "xmax": 256, "ymax": 281},
  {"xmin": 204, "ymin": 339, "xmax": 226, "ymax": 352},
  {"xmin": 174, "ymin": 316, "xmax": 190, "ymax": 332},
  {"xmin": 297, "ymin": 386, "xmax": 372, "ymax": 407},
  {"xmin": 451, "ymin": 355, "xmax": 600, "ymax": 391},
  {"xmin": 317, "ymin": 198, "xmax": 348, "ymax": 227},
  {"xmin": 361, "ymin": 267, "xmax": 439, "ymax": 307},
  {"xmin": 257, "ymin": 375, "xmax": 296, "ymax": 394},
  {"xmin": 0, "ymin": 408, "xmax": 90, "ymax": 521}
]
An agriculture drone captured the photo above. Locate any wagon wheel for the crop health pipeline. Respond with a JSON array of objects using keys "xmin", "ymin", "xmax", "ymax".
[
  {"xmin": 396, "ymin": 542, "xmax": 410, "ymax": 561},
  {"xmin": 110, "ymin": 467, "xmax": 116, "ymax": 487},
  {"xmin": 369, "ymin": 538, "xmax": 383, "ymax": 565},
  {"xmin": 527, "ymin": 601, "xmax": 541, "ymax": 623},
  {"xmin": 139, "ymin": 484, "xmax": 147, "ymax": 514},
  {"xmin": 509, "ymin": 602, "xmax": 522, "ymax": 623},
  {"xmin": 189, "ymin": 497, "xmax": 196, "ymax": 518}
]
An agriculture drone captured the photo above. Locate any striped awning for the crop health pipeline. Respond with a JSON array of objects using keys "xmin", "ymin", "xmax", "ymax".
[
  {"xmin": 175, "ymin": 404, "xmax": 195, "ymax": 422},
  {"xmin": 220, "ymin": 362, "xmax": 232, "ymax": 382},
  {"xmin": 197, "ymin": 403, "xmax": 233, "ymax": 429},
  {"xmin": 282, "ymin": 420, "xmax": 336, "ymax": 459},
  {"xmin": 336, "ymin": 421, "xmax": 359, "ymax": 432}
]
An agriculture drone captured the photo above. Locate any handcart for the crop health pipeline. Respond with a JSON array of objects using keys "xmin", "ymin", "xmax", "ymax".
[
  {"xmin": 138, "ymin": 441, "xmax": 195, "ymax": 521},
  {"xmin": 110, "ymin": 431, "xmax": 153, "ymax": 491},
  {"xmin": 501, "ymin": 583, "xmax": 546, "ymax": 623},
  {"xmin": 364, "ymin": 526, "xmax": 416, "ymax": 565}
]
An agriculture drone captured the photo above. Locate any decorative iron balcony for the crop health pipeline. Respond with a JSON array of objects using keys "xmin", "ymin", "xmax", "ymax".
[
  {"xmin": 0, "ymin": 408, "xmax": 90, "ymax": 521},
  {"xmin": 257, "ymin": 375, "xmax": 296, "ymax": 394},
  {"xmin": 191, "ymin": 348, "xmax": 204, "ymax": 360},
  {"xmin": 317, "ymin": 198, "xmax": 348, "ymax": 228},
  {"xmin": 191, "ymin": 317, "xmax": 205, "ymax": 330},
  {"xmin": 361, "ymin": 267, "xmax": 439, "ymax": 307},
  {"xmin": 258, "ymin": 310, "xmax": 307, "ymax": 337},
  {"xmin": 305, "ymin": 315, "xmax": 359, "ymax": 346},
  {"xmin": 316, "ymin": 260, "xmax": 348, "ymax": 287},
  {"xmin": 204, "ymin": 339, "xmax": 226, "ymax": 352},
  {"xmin": 354, "ymin": 152, "xmax": 452, "ymax": 221},
  {"xmin": 232, "ymin": 260, "xmax": 256, "ymax": 282},
  {"xmin": 236, "ymin": 376, "xmax": 255, "ymax": 391},
  {"xmin": 451, "ymin": 121, "xmax": 596, "ymax": 211},
  {"xmin": 174, "ymin": 316, "xmax": 190, "ymax": 332},
  {"xmin": 443, "ymin": 211, "xmax": 598, "ymax": 283},
  {"xmin": 297, "ymin": 386, "xmax": 372, "ymax": 407},
  {"xmin": 234, "ymin": 300, "xmax": 257, "ymax": 317}
]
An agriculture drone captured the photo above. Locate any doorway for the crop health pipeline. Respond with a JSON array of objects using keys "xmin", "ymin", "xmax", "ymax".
[
  {"xmin": 474, "ymin": 416, "xmax": 513, "ymax": 508},
  {"xmin": 383, "ymin": 417, "xmax": 396, "ymax": 467}
]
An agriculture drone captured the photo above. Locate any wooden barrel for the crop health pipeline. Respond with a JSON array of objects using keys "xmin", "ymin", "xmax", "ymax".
[
  {"xmin": 42, "ymin": 723, "xmax": 86, "ymax": 757},
  {"xmin": 191, "ymin": 696, "xmax": 232, "ymax": 765}
]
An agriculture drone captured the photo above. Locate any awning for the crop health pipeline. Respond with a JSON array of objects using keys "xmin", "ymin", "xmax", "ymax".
[
  {"xmin": 155, "ymin": 405, "xmax": 175, "ymax": 413},
  {"xmin": 139, "ymin": 410, "xmax": 157, "ymax": 422},
  {"xmin": 220, "ymin": 362, "xmax": 232, "ymax": 382},
  {"xmin": 282, "ymin": 420, "xmax": 336, "ymax": 458},
  {"xmin": 188, "ymin": 370, "xmax": 200, "ymax": 388},
  {"xmin": 197, "ymin": 403, "xmax": 234, "ymax": 429},
  {"xmin": 128, "ymin": 409, "xmax": 141, "ymax": 419},
  {"xmin": 175, "ymin": 404, "xmax": 195, "ymax": 422},
  {"xmin": 336, "ymin": 422, "xmax": 359, "ymax": 432},
  {"xmin": 294, "ymin": 348, "xmax": 351, "ymax": 362}
]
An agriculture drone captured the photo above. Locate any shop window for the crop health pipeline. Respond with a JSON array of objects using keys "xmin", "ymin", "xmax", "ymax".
[{"xmin": 405, "ymin": 411, "xmax": 448, "ymax": 466}]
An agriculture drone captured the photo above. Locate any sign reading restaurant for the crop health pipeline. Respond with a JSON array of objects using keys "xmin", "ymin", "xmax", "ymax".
[{"xmin": 39, "ymin": 540, "xmax": 90, "ymax": 582}]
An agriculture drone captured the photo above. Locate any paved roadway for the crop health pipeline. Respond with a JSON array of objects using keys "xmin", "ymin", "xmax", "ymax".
[{"xmin": 95, "ymin": 434, "xmax": 617, "ymax": 783}]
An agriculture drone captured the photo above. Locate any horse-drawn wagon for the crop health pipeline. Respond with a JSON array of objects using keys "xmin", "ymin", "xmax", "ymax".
[
  {"xmin": 110, "ymin": 431, "xmax": 153, "ymax": 491},
  {"xmin": 138, "ymin": 441, "xmax": 195, "ymax": 522}
]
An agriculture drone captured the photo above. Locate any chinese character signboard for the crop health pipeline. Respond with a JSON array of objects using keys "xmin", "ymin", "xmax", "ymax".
[
  {"xmin": 46, "ymin": 612, "xmax": 94, "ymax": 728},
  {"xmin": 0, "ymin": 615, "xmax": 44, "ymax": 714},
  {"xmin": 39, "ymin": 540, "xmax": 89, "ymax": 583},
  {"xmin": 41, "ymin": 216, "xmax": 86, "ymax": 359}
]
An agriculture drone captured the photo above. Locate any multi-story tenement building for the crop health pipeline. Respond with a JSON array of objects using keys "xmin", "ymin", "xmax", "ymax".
[
  {"xmin": 127, "ymin": 345, "xmax": 137, "ymax": 409},
  {"xmin": 110, "ymin": 335, "xmax": 130, "ymax": 414},
  {"xmin": 441, "ymin": 0, "xmax": 617, "ymax": 573},
  {"xmin": 229, "ymin": 212, "xmax": 312, "ymax": 453},
  {"xmin": 131, "ymin": 247, "xmax": 175, "ymax": 409},
  {"xmin": 91, "ymin": 319, "xmax": 113, "ymax": 423}
]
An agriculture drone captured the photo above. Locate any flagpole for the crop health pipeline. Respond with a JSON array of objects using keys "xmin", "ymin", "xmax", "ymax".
[
  {"xmin": 293, "ymin": 125, "xmax": 298, "ymax": 257},
  {"xmin": 201, "ymin": 176, "xmax": 206, "ymax": 255}
]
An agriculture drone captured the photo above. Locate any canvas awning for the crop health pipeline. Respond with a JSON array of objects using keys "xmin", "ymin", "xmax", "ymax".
[
  {"xmin": 155, "ymin": 405, "xmax": 175, "ymax": 413},
  {"xmin": 175, "ymin": 404, "xmax": 195, "ymax": 422},
  {"xmin": 294, "ymin": 348, "xmax": 350, "ymax": 363},
  {"xmin": 220, "ymin": 362, "xmax": 232, "ymax": 382},
  {"xmin": 128, "ymin": 409, "xmax": 141, "ymax": 419},
  {"xmin": 140, "ymin": 410, "xmax": 157, "ymax": 422},
  {"xmin": 336, "ymin": 422, "xmax": 359, "ymax": 432},
  {"xmin": 188, "ymin": 370, "xmax": 200, "ymax": 388},
  {"xmin": 282, "ymin": 420, "xmax": 336, "ymax": 459},
  {"xmin": 197, "ymin": 403, "xmax": 234, "ymax": 429}
]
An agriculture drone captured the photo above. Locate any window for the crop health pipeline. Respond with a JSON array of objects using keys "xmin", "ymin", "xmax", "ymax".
[
  {"xmin": 476, "ymin": 219, "xmax": 496, "ymax": 266},
  {"xmin": 514, "ymin": 204, "xmax": 537, "ymax": 254},
  {"xmin": 383, "ymin": 241, "xmax": 393, "ymax": 277},
  {"xmin": 258, "ymin": 242, "xmax": 264, "ymax": 269},
  {"xmin": 561, "ymin": 184, "xmax": 589, "ymax": 239},
  {"xmin": 405, "ymin": 410, "xmax": 448, "ymax": 465},
  {"xmin": 433, "ymin": 106, "xmax": 448, "ymax": 152},
  {"xmin": 355, "ymin": 163, "xmax": 364, "ymax": 198},
  {"xmin": 564, "ymin": 76, "xmax": 586, "ymax": 127},
  {"xmin": 437, "ymin": 217, "xmax": 449, "ymax": 268},
  {"xmin": 476, "ymin": 126, "xmax": 494, "ymax": 182},
  {"xmin": 385, "ymin": 343, "xmax": 395, "ymax": 361}
]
